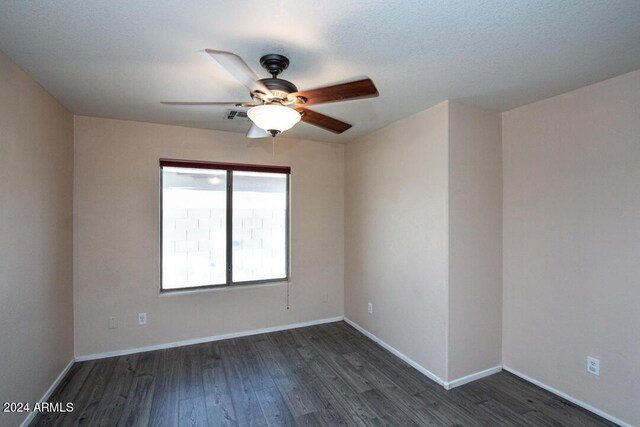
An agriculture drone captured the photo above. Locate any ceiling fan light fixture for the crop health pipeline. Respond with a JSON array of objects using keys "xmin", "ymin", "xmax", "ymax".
[
  {"xmin": 247, "ymin": 104, "xmax": 301, "ymax": 136},
  {"xmin": 163, "ymin": 50, "xmax": 379, "ymax": 136}
]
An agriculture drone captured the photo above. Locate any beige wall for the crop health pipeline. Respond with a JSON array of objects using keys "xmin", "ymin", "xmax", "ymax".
[
  {"xmin": 344, "ymin": 100, "xmax": 502, "ymax": 383},
  {"xmin": 447, "ymin": 101, "xmax": 502, "ymax": 381},
  {"xmin": 345, "ymin": 102, "xmax": 450, "ymax": 379},
  {"xmin": 0, "ymin": 51, "xmax": 74, "ymax": 426},
  {"xmin": 503, "ymin": 70, "xmax": 640, "ymax": 425},
  {"xmin": 73, "ymin": 116, "xmax": 344, "ymax": 357}
]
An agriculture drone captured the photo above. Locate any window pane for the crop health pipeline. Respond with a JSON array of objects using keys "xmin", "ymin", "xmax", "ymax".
[
  {"xmin": 232, "ymin": 171, "xmax": 287, "ymax": 282},
  {"xmin": 162, "ymin": 167, "xmax": 227, "ymax": 289}
]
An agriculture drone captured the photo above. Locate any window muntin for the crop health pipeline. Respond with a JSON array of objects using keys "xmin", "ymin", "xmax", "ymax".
[{"xmin": 160, "ymin": 160, "xmax": 290, "ymax": 292}]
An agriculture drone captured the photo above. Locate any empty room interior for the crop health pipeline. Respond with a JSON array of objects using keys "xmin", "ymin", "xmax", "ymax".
[{"xmin": 1, "ymin": 1, "xmax": 639, "ymax": 426}]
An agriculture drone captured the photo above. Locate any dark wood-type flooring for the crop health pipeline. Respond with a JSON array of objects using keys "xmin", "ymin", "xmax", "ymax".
[{"xmin": 32, "ymin": 321, "xmax": 614, "ymax": 426}]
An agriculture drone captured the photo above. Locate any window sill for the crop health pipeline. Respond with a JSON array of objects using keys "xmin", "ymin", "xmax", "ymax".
[{"xmin": 159, "ymin": 280, "xmax": 289, "ymax": 297}]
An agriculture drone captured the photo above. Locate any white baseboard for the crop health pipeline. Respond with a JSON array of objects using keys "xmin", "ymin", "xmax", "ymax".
[
  {"xmin": 445, "ymin": 365, "xmax": 503, "ymax": 389},
  {"xmin": 75, "ymin": 316, "xmax": 344, "ymax": 361},
  {"xmin": 343, "ymin": 317, "xmax": 447, "ymax": 387},
  {"xmin": 20, "ymin": 358, "xmax": 74, "ymax": 427},
  {"xmin": 503, "ymin": 365, "xmax": 631, "ymax": 427}
]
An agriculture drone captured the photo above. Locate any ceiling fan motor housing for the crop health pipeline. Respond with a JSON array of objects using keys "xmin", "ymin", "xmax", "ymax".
[
  {"xmin": 253, "ymin": 54, "xmax": 300, "ymax": 103},
  {"xmin": 258, "ymin": 77, "xmax": 298, "ymax": 101},
  {"xmin": 260, "ymin": 54, "xmax": 289, "ymax": 77}
]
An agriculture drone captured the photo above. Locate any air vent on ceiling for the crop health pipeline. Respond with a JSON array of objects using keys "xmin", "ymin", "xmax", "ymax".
[{"xmin": 225, "ymin": 109, "xmax": 249, "ymax": 120}]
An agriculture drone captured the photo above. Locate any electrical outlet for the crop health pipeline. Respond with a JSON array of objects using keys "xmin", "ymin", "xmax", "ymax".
[
  {"xmin": 138, "ymin": 312, "xmax": 147, "ymax": 325},
  {"xmin": 367, "ymin": 302, "xmax": 373, "ymax": 314},
  {"xmin": 587, "ymin": 356, "xmax": 599, "ymax": 375},
  {"xmin": 108, "ymin": 316, "xmax": 118, "ymax": 329}
]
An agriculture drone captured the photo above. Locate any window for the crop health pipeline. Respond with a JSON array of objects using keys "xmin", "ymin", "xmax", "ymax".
[{"xmin": 160, "ymin": 159, "xmax": 290, "ymax": 291}]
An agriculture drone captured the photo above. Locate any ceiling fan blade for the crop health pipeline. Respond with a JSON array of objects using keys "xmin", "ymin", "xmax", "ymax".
[
  {"xmin": 246, "ymin": 123, "xmax": 271, "ymax": 138},
  {"xmin": 204, "ymin": 49, "xmax": 272, "ymax": 98},
  {"xmin": 161, "ymin": 101, "xmax": 256, "ymax": 107},
  {"xmin": 291, "ymin": 78, "xmax": 378, "ymax": 107},
  {"xmin": 295, "ymin": 108, "xmax": 352, "ymax": 134}
]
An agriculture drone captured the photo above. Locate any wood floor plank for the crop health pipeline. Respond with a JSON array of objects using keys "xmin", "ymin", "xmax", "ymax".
[
  {"xmin": 147, "ymin": 348, "xmax": 181, "ymax": 427},
  {"xmin": 289, "ymin": 328, "xmax": 314, "ymax": 348},
  {"xmin": 34, "ymin": 322, "xmax": 615, "ymax": 427},
  {"xmin": 68, "ymin": 357, "xmax": 118, "ymax": 426},
  {"xmin": 294, "ymin": 411, "xmax": 326, "ymax": 427},
  {"xmin": 477, "ymin": 398, "xmax": 533, "ymax": 426},
  {"xmin": 254, "ymin": 386, "xmax": 296, "ymax": 426},
  {"xmin": 296, "ymin": 346, "xmax": 360, "ymax": 400},
  {"xmin": 450, "ymin": 377, "xmax": 494, "ymax": 404},
  {"xmin": 252, "ymin": 335, "xmax": 293, "ymax": 379},
  {"xmin": 332, "ymin": 324, "xmax": 432, "ymax": 395},
  {"xmin": 359, "ymin": 388, "xmax": 420, "ymax": 427},
  {"xmin": 342, "ymin": 352, "xmax": 444, "ymax": 426},
  {"xmin": 536, "ymin": 397, "xmax": 617, "ymax": 427},
  {"xmin": 311, "ymin": 324, "xmax": 357, "ymax": 355},
  {"xmin": 178, "ymin": 397, "xmax": 208, "ymax": 427},
  {"xmin": 496, "ymin": 373, "xmax": 617, "ymax": 426},
  {"xmin": 116, "ymin": 350, "xmax": 160, "ymax": 427},
  {"xmin": 269, "ymin": 332, "xmax": 315, "ymax": 376},
  {"xmin": 178, "ymin": 345, "xmax": 205, "ymax": 401},
  {"xmin": 272, "ymin": 374, "xmax": 323, "ymax": 417},
  {"xmin": 415, "ymin": 385, "xmax": 491, "ymax": 426},
  {"xmin": 198, "ymin": 341, "xmax": 222, "ymax": 370},
  {"xmin": 327, "ymin": 391, "xmax": 382, "ymax": 427},
  {"xmin": 285, "ymin": 353, "xmax": 370, "ymax": 427},
  {"xmin": 235, "ymin": 337, "xmax": 278, "ymax": 391},
  {"xmin": 522, "ymin": 409, "xmax": 572, "ymax": 427},
  {"xmin": 276, "ymin": 332, "xmax": 368, "ymax": 425},
  {"xmin": 305, "ymin": 337, "xmax": 373, "ymax": 394},
  {"xmin": 89, "ymin": 354, "xmax": 139, "ymax": 426},
  {"xmin": 201, "ymin": 358, "xmax": 238, "ymax": 426},
  {"xmin": 32, "ymin": 361, "xmax": 97, "ymax": 426},
  {"xmin": 470, "ymin": 375, "xmax": 538, "ymax": 415},
  {"xmin": 220, "ymin": 344, "xmax": 268, "ymax": 426}
]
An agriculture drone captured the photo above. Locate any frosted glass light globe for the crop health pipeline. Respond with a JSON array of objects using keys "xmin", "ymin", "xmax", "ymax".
[{"xmin": 247, "ymin": 105, "xmax": 301, "ymax": 135}]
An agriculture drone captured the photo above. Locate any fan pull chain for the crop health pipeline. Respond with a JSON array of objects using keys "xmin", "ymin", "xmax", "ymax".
[
  {"xmin": 272, "ymin": 135, "xmax": 276, "ymax": 156},
  {"xmin": 286, "ymin": 280, "xmax": 290, "ymax": 310}
]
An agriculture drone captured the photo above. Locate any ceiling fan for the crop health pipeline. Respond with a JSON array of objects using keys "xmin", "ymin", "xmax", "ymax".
[{"xmin": 162, "ymin": 49, "xmax": 379, "ymax": 138}]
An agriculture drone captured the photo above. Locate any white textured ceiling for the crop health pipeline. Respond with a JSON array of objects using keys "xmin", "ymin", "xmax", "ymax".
[{"xmin": 1, "ymin": 0, "xmax": 639, "ymax": 143}]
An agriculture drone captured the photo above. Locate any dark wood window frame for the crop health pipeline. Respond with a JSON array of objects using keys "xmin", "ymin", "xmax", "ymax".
[{"xmin": 160, "ymin": 158, "xmax": 291, "ymax": 293}]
